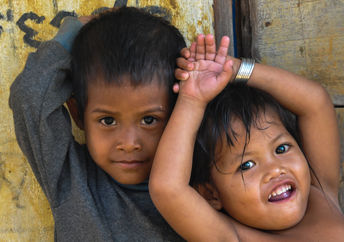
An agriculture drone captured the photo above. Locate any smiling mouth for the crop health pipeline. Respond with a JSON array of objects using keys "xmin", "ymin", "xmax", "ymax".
[{"xmin": 268, "ymin": 184, "xmax": 295, "ymax": 202}]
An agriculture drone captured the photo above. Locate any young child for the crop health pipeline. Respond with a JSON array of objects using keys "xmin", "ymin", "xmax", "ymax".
[
  {"xmin": 149, "ymin": 34, "xmax": 344, "ymax": 241},
  {"xmin": 9, "ymin": 7, "xmax": 186, "ymax": 241}
]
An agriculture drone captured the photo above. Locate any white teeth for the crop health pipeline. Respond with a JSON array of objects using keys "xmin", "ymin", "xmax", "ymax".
[{"xmin": 269, "ymin": 185, "xmax": 292, "ymax": 199}]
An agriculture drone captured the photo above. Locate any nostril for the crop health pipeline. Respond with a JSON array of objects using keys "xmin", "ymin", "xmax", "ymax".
[{"xmin": 116, "ymin": 143, "xmax": 141, "ymax": 152}]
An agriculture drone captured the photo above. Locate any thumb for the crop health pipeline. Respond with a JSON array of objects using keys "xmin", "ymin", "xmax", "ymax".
[{"xmin": 217, "ymin": 59, "xmax": 233, "ymax": 87}]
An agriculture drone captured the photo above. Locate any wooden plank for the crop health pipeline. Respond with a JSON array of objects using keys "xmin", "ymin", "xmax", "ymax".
[
  {"xmin": 337, "ymin": 108, "xmax": 344, "ymax": 211},
  {"xmin": 240, "ymin": 0, "xmax": 344, "ymax": 105},
  {"xmin": 213, "ymin": 0, "xmax": 235, "ymax": 56}
]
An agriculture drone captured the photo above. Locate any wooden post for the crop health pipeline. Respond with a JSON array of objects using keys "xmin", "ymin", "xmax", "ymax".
[{"xmin": 213, "ymin": 0, "xmax": 235, "ymax": 56}]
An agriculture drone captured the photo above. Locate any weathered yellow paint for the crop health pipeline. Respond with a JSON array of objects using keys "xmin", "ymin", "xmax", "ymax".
[
  {"xmin": 0, "ymin": 1, "xmax": 214, "ymax": 240},
  {"xmin": 252, "ymin": 0, "xmax": 344, "ymax": 105}
]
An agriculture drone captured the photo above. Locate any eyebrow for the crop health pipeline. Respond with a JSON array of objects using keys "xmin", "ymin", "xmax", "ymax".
[{"xmin": 91, "ymin": 106, "xmax": 167, "ymax": 115}]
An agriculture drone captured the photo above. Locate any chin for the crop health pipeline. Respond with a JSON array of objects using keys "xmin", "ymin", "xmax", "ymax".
[
  {"xmin": 256, "ymin": 211, "xmax": 305, "ymax": 231},
  {"xmin": 112, "ymin": 174, "xmax": 148, "ymax": 185}
]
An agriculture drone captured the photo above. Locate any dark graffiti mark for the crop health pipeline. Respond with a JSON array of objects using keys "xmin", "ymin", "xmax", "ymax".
[
  {"xmin": 1, "ymin": 0, "xmax": 172, "ymax": 48},
  {"xmin": 114, "ymin": 0, "xmax": 128, "ymax": 7},
  {"xmin": 0, "ymin": 10, "xmax": 13, "ymax": 37},
  {"xmin": 16, "ymin": 12, "xmax": 45, "ymax": 48},
  {"xmin": 49, "ymin": 11, "xmax": 77, "ymax": 28},
  {"xmin": 7, "ymin": 9, "xmax": 14, "ymax": 21},
  {"xmin": 142, "ymin": 6, "xmax": 171, "ymax": 22}
]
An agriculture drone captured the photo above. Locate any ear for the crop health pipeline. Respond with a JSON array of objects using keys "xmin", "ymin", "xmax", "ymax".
[
  {"xmin": 66, "ymin": 96, "xmax": 84, "ymax": 130},
  {"xmin": 196, "ymin": 183, "xmax": 223, "ymax": 211}
]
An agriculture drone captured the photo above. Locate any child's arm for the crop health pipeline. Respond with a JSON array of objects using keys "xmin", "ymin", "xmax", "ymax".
[
  {"xmin": 149, "ymin": 34, "xmax": 240, "ymax": 241},
  {"xmin": 177, "ymin": 43, "xmax": 340, "ymax": 202},
  {"xmin": 9, "ymin": 16, "xmax": 84, "ymax": 206}
]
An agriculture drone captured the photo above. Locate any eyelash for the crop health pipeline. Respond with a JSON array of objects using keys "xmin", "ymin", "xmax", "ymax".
[
  {"xmin": 275, "ymin": 144, "xmax": 291, "ymax": 154},
  {"xmin": 141, "ymin": 116, "xmax": 158, "ymax": 125},
  {"xmin": 99, "ymin": 117, "xmax": 116, "ymax": 126},
  {"xmin": 99, "ymin": 116, "xmax": 159, "ymax": 127},
  {"xmin": 239, "ymin": 160, "xmax": 255, "ymax": 171}
]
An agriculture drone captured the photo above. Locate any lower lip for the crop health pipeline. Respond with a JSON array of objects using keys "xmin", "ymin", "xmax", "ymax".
[
  {"xmin": 115, "ymin": 161, "xmax": 146, "ymax": 169},
  {"xmin": 268, "ymin": 189, "xmax": 296, "ymax": 203}
]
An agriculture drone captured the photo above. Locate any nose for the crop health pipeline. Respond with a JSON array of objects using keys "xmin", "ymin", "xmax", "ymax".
[
  {"xmin": 262, "ymin": 157, "xmax": 287, "ymax": 183},
  {"xmin": 115, "ymin": 126, "xmax": 142, "ymax": 153}
]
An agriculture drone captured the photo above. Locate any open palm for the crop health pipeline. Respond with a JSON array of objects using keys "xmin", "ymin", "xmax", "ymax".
[{"xmin": 178, "ymin": 34, "xmax": 233, "ymax": 104}]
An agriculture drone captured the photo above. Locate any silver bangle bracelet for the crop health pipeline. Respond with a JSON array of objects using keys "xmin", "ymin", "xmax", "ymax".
[{"xmin": 234, "ymin": 58, "xmax": 255, "ymax": 84}]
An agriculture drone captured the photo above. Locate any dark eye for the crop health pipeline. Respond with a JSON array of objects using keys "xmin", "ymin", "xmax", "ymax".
[
  {"xmin": 100, "ymin": 117, "xmax": 116, "ymax": 126},
  {"xmin": 141, "ymin": 116, "xmax": 157, "ymax": 125},
  {"xmin": 239, "ymin": 160, "xmax": 255, "ymax": 171},
  {"xmin": 276, "ymin": 144, "xmax": 290, "ymax": 154}
]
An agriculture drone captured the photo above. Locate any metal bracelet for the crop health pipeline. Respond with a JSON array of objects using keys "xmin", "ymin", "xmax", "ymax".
[{"xmin": 234, "ymin": 58, "xmax": 255, "ymax": 84}]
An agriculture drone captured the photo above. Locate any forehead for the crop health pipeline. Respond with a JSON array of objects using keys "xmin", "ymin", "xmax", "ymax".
[
  {"xmin": 216, "ymin": 110, "xmax": 289, "ymax": 161},
  {"xmin": 86, "ymin": 77, "xmax": 169, "ymax": 111}
]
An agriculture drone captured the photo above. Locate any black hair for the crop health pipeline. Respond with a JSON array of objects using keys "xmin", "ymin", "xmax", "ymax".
[
  {"xmin": 71, "ymin": 7, "xmax": 186, "ymax": 120},
  {"xmin": 191, "ymin": 83, "xmax": 301, "ymax": 186}
]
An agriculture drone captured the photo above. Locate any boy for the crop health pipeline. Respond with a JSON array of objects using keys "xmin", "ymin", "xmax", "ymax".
[{"xmin": 10, "ymin": 7, "xmax": 185, "ymax": 241}]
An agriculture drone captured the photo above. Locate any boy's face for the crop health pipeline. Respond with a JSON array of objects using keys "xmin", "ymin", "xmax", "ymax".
[
  {"xmin": 209, "ymin": 109, "xmax": 310, "ymax": 230},
  {"xmin": 83, "ymin": 77, "xmax": 170, "ymax": 184}
]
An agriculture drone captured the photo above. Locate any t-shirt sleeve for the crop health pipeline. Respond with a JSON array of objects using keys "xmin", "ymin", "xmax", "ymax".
[{"xmin": 9, "ymin": 40, "xmax": 77, "ymax": 207}]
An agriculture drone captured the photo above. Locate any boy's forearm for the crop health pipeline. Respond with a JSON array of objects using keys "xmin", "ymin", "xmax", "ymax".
[{"xmin": 53, "ymin": 16, "xmax": 83, "ymax": 52}]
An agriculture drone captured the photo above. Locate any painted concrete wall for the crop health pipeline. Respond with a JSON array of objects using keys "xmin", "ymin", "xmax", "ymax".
[{"xmin": 0, "ymin": 0, "xmax": 214, "ymax": 241}]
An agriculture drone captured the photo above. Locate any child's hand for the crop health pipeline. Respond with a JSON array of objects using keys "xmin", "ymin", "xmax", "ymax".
[{"xmin": 174, "ymin": 34, "xmax": 233, "ymax": 106}]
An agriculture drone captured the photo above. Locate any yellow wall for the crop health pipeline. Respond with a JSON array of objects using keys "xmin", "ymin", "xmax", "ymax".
[{"xmin": 0, "ymin": 0, "xmax": 214, "ymax": 241}]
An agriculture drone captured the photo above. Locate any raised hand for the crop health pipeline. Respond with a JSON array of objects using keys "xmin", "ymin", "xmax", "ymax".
[{"xmin": 175, "ymin": 34, "xmax": 233, "ymax": 105}]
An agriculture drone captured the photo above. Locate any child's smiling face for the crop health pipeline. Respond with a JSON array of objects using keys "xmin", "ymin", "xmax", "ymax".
[
  {"xmin": 83, "ymin": 76, "xmax": 170, "ymax": 184},
  {"xmin": 210, "ymin": 109, "xmax": 311, "ymax": 230}
]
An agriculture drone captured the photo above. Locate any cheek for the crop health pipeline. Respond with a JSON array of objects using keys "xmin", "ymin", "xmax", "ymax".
[
  {"xmin": 85, "ymin": 126, "xmax": 112, "ymax": 160},
  {"xmin": 212, "ymin": 171, "xmax": 261, "ymax": 211},
  {"xmin": 143, "ymin": 130, "xmax": 164, "ymax": 154}
]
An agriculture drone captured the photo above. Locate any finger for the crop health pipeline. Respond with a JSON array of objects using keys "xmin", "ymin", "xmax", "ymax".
[
  {"xmin": 175, "ymin": 68, "xmax": 190, "ymax": 81},
  {"xmin": 205, "ymin": 34, "xmax": 216, "ymax": 60},
  {"xmin": 180, "ymin": 47, "xmax": 191, "ymax": 59},
  {"xmin": 215, "ymin": 36, "xmax": 230, "ymax": 64},
  {"xmin": 189, "ymin": 42, "xmax": 197, "ymax": 62},
  {"xmin": 217, "ymin": 59, "xmax": 233, "ymax": 86},
  {"xmin": 176, "ymin": 57, "xmax": 194, "ymax": 71},
  {"xmin": 195, "ymin": 34, "xmax": 206, "ymax": 60}
]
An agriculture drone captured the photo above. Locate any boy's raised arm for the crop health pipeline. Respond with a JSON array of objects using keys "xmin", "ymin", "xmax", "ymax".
[
  {"xmin": 149, "ymin": 35, "xmax": 239, "ymax": 241},
  {"xmin": 9, "ymin": 17, "xmax": 84, "ymax": 206}
]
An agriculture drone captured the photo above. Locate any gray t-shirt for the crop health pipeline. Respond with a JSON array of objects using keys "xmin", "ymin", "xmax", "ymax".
[{"xmin": 9, "ymin": 33, "xmax": 184, "ymax": 242}]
